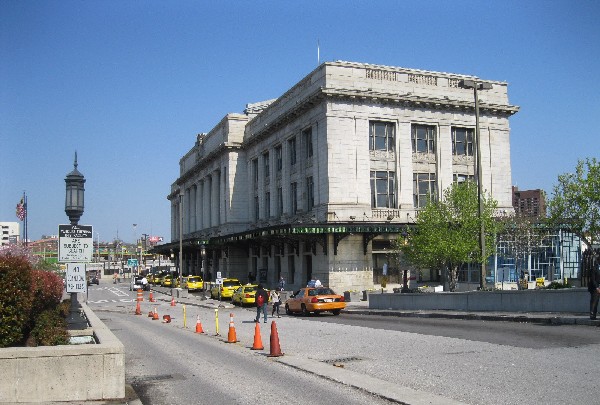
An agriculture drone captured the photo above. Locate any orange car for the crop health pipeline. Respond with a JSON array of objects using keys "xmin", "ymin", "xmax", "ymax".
[{"xmin": 284, "ymin": 287, "xmax": 346, "ymax": 316}]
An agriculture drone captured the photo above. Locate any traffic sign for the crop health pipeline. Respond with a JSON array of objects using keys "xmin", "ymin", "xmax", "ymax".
[
  {"xmin": 58, "ymin": 224, "xmax": 93, "ymax": 263},
  {"xmin": 66, "ymin": 263, "xmax": 87, "ymax": 293},
  {"xmin": 128, "ymin": 259, "xmax": 139, "ymax": 267}
]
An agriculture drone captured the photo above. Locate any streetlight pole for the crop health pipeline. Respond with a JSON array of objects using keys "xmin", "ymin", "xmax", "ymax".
[
  {"xmin": 460, "ymin": 79, "xmax": 492, "ymax": 290},
  {"xmin": 179, "ymin": 190, "xmax": 184, "ymax": 289}
]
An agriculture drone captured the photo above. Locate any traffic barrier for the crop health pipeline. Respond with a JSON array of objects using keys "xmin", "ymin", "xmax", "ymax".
[
  {"xmin": 135, "ymin": 301, "xmax": 142, "ymax": 315},
  {"xmin": 226, "ymin": 313, "xmax": 237, "ymax": 343},
  {"xmin": 268, "ymin": 321, "xmax": 283, "ymax": 357},
  {"xmin": 195, "ymin": 315, "xmax": 204, "ymax": 334},
  {"xmin": 149, "ymin": 291, "xmax": 155, "ymax": 302},
  {"xmin": 137, "ymin": 290, "xmax": 143, "ymax": 302},
  {"xmin": 170, "ymin": 297, "xmax": 176, "ymax": 307},
  {"xmin": 162, "ymin": 315, "xmax": 171, "ymax": 323},
  {"xmin": 251, "ymin": 322, "xmax": 264, "ymax": 350},
  {"xmin": 152, "ymin": 307, "xmax": 159, "ymax": 320}
]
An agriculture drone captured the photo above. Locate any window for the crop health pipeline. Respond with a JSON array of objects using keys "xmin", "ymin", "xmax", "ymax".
[
  {"xmin": 413, "ymin": 172, "xmax": 437, "ymax": 208},
  {"xmin": 452, "ymin": 127, "xmax": 474, "ymax": 156},
  {"xmin": 254, "ymin": 195, "xmax": 259, "ymax": 221},
  {"xmin": 263, "ymin": 152, "xmax": 270, "ymax": 178},
  {"xmin": 277, "ymin": 187, "xmax": 283, "ymax": 217},
  {"xmin": 306, "ymin": 176, "xmax": 314, "ymax": 210},
  {"xmin": 252, "ymin": 158, "xmax": 259, "ymax": 185},
  {"xmin": 303, "ymin": 127, "xmax": 313, "ymax": 159},
  {"xmin": 453, "ymin": 173, "xmax": 476, "ymax": 183},
  {"xmin": 288, "ymin": 137, "xmax": 297, "ymax": 166},
  {"xmin": 369, "ymin": 121, "xmax": 395, "ymax": 151},
  {"xmin": 370, "ymin": 171, "xmax": 396, "ymax": 208},
  {"xmin": 265, "ymin": 192, "xmax": 271, "ymax": 218},
  {"xmin": 275, "ymin": 145, "xmax": 282, "ymax": 172},
  {"xmin": 412, "ymin": 124, "xmax": 436, "ymax": 154},
  {"xmin": 290, "ymin": 182, "xmax": 298, "ymax": 214}
]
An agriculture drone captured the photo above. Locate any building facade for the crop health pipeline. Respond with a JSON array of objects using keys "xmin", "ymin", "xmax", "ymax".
[
  {"xmin": 512, "ymin": 186, "xmax": 546, "ymax": 217},
  {"xmin": 0, "ymin": 222, "xmax": 20, "ymax": 246},
  {"xmin": 156, "ymin": 61, "xmax": 519, "ymax": 292}
]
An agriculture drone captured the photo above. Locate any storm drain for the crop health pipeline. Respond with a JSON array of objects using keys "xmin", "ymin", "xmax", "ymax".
[{"xmin": 323, "ymin": 357, "xmax": 364, "ymax": 368}]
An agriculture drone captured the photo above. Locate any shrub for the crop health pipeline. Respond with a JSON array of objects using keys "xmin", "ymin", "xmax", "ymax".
[
  {"xmin": 28, "ymin": 308, "xmax": 69, "ymax": 346},
  {"xmin": 0, "ymin": 255, "xmax": 34, "ymax": 347},
  {"xmin": 544, "ymin": 281, "xmax": 572, "ymax": 289},
  {"xmin": 30, "ymin": 269, "xmax": 64, "ymax": 314}
]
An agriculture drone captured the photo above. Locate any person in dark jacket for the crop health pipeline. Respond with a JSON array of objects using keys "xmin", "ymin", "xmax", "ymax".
[
  {"xmin": 588, "ymin": 265, "xmax": 600, "ymax": 320},
  {"xmin": 254, "ymin": 284, "xmax": 269, "ymax": 323}
]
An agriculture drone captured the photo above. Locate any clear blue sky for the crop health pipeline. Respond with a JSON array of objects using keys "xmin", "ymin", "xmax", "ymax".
[{"xmin": 1, "ymin": 1, "xmax": 599, "ymax": 243}]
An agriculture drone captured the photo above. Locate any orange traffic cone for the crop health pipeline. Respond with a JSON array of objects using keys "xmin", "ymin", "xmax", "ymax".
[
  {"xmin": 195, "ymin": 315, "xmax": 204, "ymax": 334},
  {"xmin": 152, "ymin": 307, "xmax": 159, "ymax": 320},
  {"xmin": 148, "ymin": 311, "xmax": 154, "ymax": 317},
  {"xmin": 251, "ymin": 322, "xmax": 264, "ymax": 350},
  {"xmin": 162, "ymin": 314, "xmax": 171, "ymax": 323},
  {"xmin": 170, "ymin": 296, "xmax": 176, "ymax": 307},
  {"xmin": 137, "ymin": 290, "xmax": 143, "ymax": 302},
  {"xmin": 226, "ymin": 313, "xmax": 238, "ymax": 343},
  {"xmin": 149, "ymin": 291, "xmax": 155, "ymax": 302},
  {"xmin": 135, "ymin": 301, "xmax": 142, "ymax": 315},
  {"xmin": 268, "ymin": 321, "xmax": 283, "ymax": 357}
]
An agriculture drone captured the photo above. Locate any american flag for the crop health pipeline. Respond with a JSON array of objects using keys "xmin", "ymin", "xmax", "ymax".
[{"xmin": 16, "ymin": 197, "xmax": 26, "ymax": 221}]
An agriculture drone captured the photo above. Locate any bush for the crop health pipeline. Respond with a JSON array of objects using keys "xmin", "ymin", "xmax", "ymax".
[
  {"xmin": 28, "ymin": 308, "xmax": 69, "ymax": 346},
  {"xmin": 0, "ymin": 255, "xmax": 34, "ymax": 347},
  {"xmin": 544, "ymin": 281, "xmax": 572, "ymax": 289},
  {"xmin": 30, "ymin": 269, "xmax": 64, "ymax": 314}
]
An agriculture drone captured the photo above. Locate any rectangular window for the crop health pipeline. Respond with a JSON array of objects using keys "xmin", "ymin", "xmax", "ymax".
[
  {"xmin": 306, "ymin": 176, "xmax": 314, "ymax": 211},
  {"xmin": 453, "ymin": 173, "xmax": 476, "ymax": 183},
  {"xmin": 290, "ymin": 182, "xmax": 298, "ymax": 214},
  {"xmin": 303, "ymin": 127, "xmax": 313, "ymax": 159},
  {"xmin": 254, "ymin": 195, "xmax": 259, "ymax": 221},
  {"xmin": 288, "ymin": 137, "xmax": 297, "ymax": 166},
  {"xmin": 252, "ymin": 158, "xmax": 259, "ymax": 185},
  {"xmin": 263, "ymin": 152, "xmax": 270, "ymax": 178},
  {"xmin": 452, "ymin": 127, "xmax": 474, "ymax": 156},
  {"xmin": 413, "ymin": 172, "xmax": 437, "ymax": 208},
  {"xmin": 275, "ymin": 145, "xmax": 282, "ymax": 172},
  {"xmin": 411, "ymin": 124, "xmax": 436, "ymax": 154},
  {"xmin": 265, "ymin": 191, "xmax": 271, "ymax": 218},
  {"xmin": 277, "ymin": 187, "xmax": 283, "ymax": 217},
  {"xmin": 369, "ymin": 121, "xmax": 395, "ymax": 151},
  {"xmin": 370, "ymin": 171, "xmax": 396, "ymax": 208}
]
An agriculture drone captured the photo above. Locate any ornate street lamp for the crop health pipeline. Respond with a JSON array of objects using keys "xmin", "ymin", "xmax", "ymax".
[
  {"xmin": 65, "ymin": 152, "xmax": 85, "ymax": 225},
  {"xmin": 200, "ymin": 243, "xmax": 207, "ymax": 297},
  {"xmin": 459, "ymin": 79, "xmax": 493, "ymax": 290}
]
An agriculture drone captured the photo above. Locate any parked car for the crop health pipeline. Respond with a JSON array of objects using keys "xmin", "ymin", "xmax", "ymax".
[
  {"xmin": 231, "ymin": 284, "xmax": 258, "ymax": 306},
  {"xmin": 210, "ymin": 278, "xmax": 242, "ymax": 299},
  {"xmin": 87, "ymin": 274, "xmax": 99, "ymax": 286},
  {"xmin": 285, "ymin": 287, "xmax": 345, "ymax": 316},
  {"xmin": 161, "ymin": 276, "xmax": 174, "ymax": 287},
  {"xmin": 185, "ymin": 276, "xmax": 204, "ymax": 292}
]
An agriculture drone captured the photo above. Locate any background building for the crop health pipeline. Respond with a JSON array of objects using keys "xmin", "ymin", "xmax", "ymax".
[
  {"xmin": 155, "ymin": 61, "xmax": 519, "ymax": 292},
  {"xmin": 0, "ymin": 222, "xmax": 20, "ymax": 246},
  {"xmin": 512, "ymin": 186, "xmax": 546, "ymax": 217}
]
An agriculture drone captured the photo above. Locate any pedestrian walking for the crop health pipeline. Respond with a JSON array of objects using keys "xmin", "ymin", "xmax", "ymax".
[
  {"xmin": 270, "ymin": 289, "xmax": 281, "ymax": 318},
  {"xmin": 588, "ymin": 265, "xmax": 600, "ymax": 319},
  {"xmin": 254, "ymin": 284, "xmax": 269, "ymax": 323},
  {"xmin": 278, "ymin": 276, "xmax": 285, "ymax": 291}
]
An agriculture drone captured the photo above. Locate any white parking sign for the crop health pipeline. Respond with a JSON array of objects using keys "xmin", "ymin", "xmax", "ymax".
[{"xmin": 66, "ymin": 263, "xmax": 87, "ymax": 293}]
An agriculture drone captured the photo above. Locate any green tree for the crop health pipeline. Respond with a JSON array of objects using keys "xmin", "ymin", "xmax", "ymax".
[
  {"xmin": 397, "ymin": 181, "xmax": 500, "ymax": 291},
  {"xmin": 547, "ymin": 158, "xmax": 600, "ymax": 257}
]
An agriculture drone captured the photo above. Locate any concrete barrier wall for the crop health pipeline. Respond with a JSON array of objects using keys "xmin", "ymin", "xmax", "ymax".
[
  {"xmin": 0, "ymin": 302, "xmax": 125, "ymax": 403},
  {"xmin": 368, "ymin": 288, "xmax": 589, "ymax": 313}
]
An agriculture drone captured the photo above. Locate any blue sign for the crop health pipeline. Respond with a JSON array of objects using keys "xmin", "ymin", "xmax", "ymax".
[{"xmin": 128, "ymin": 259, "xmax": 139, "ymax": 267}]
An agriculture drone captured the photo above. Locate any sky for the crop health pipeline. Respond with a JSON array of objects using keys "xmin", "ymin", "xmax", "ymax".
[{"xmin": 1, "ymin": 0, "xmax": 599, "ymax": 244}]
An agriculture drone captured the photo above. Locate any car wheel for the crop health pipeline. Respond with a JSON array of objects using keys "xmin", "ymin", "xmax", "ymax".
[
  {"xmin": 332, "ymin": 309, "xmax": 341, "ymax": 316},
  {"xmin": 301, "ymin": 304, "xmax": 309, "ymax": 316},
  {"xmin": 285, "ymin": 304, "xmax": 292, "ymax": 315}
]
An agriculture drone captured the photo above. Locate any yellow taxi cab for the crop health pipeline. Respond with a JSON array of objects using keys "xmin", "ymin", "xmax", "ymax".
[
  {"xmin": 231, "ymin": 284, "xmax": 258, "ymax": 306},
  {"xmin": 210, "ymin": 278, "xmax": 242, "ymax": 299},
  {"xmin": 161, "ymin": 276, "xmax": 174, "ymax": 287},
  {"xmin": 185, "ymin": 276, "xmax": 204, "ymax": 292},
  {"xmin": 284, "ymin": 287, "xmax": 346, "ymax": 316}
]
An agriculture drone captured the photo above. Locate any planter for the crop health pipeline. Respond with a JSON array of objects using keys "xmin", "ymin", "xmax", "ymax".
[{"xmin": 344, "ymin": 291, "xmax": 360, "ymax": 302}]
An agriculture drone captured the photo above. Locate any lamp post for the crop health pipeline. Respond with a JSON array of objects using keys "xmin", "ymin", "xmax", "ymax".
[
  {"xmin": 200, "ymin": 243, "xmax": 206, "ymax": 299},
  {"xmin": 459, "ymin": 79, "xmax": 492, "ymax": 290},
  {"xmin": 65, "ymin": 152, "xmax": 85, "ymax": 316}
]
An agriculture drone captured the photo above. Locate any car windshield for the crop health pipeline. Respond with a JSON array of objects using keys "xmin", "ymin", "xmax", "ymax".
[
  {"xmin": 188, "ymin": 277, "xmax": 200, "ymax": 282},
  {"xmin": 309, "ymin": 288, "xmax": 335, "ymax": 296},
  {"xmin": 244, "ymin": 286, "xmax": 257, "ymax": 292}
]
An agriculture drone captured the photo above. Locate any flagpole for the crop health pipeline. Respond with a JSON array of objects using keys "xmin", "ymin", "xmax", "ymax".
[{"xmin": 24, "ymin": 192, "xmax": 28, "ymax": 246}]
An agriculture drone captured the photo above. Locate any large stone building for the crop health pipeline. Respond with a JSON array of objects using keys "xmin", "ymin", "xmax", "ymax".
[{"xmin": 156, "ymin": 61, "xmax": 519, "ymax": 292}]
